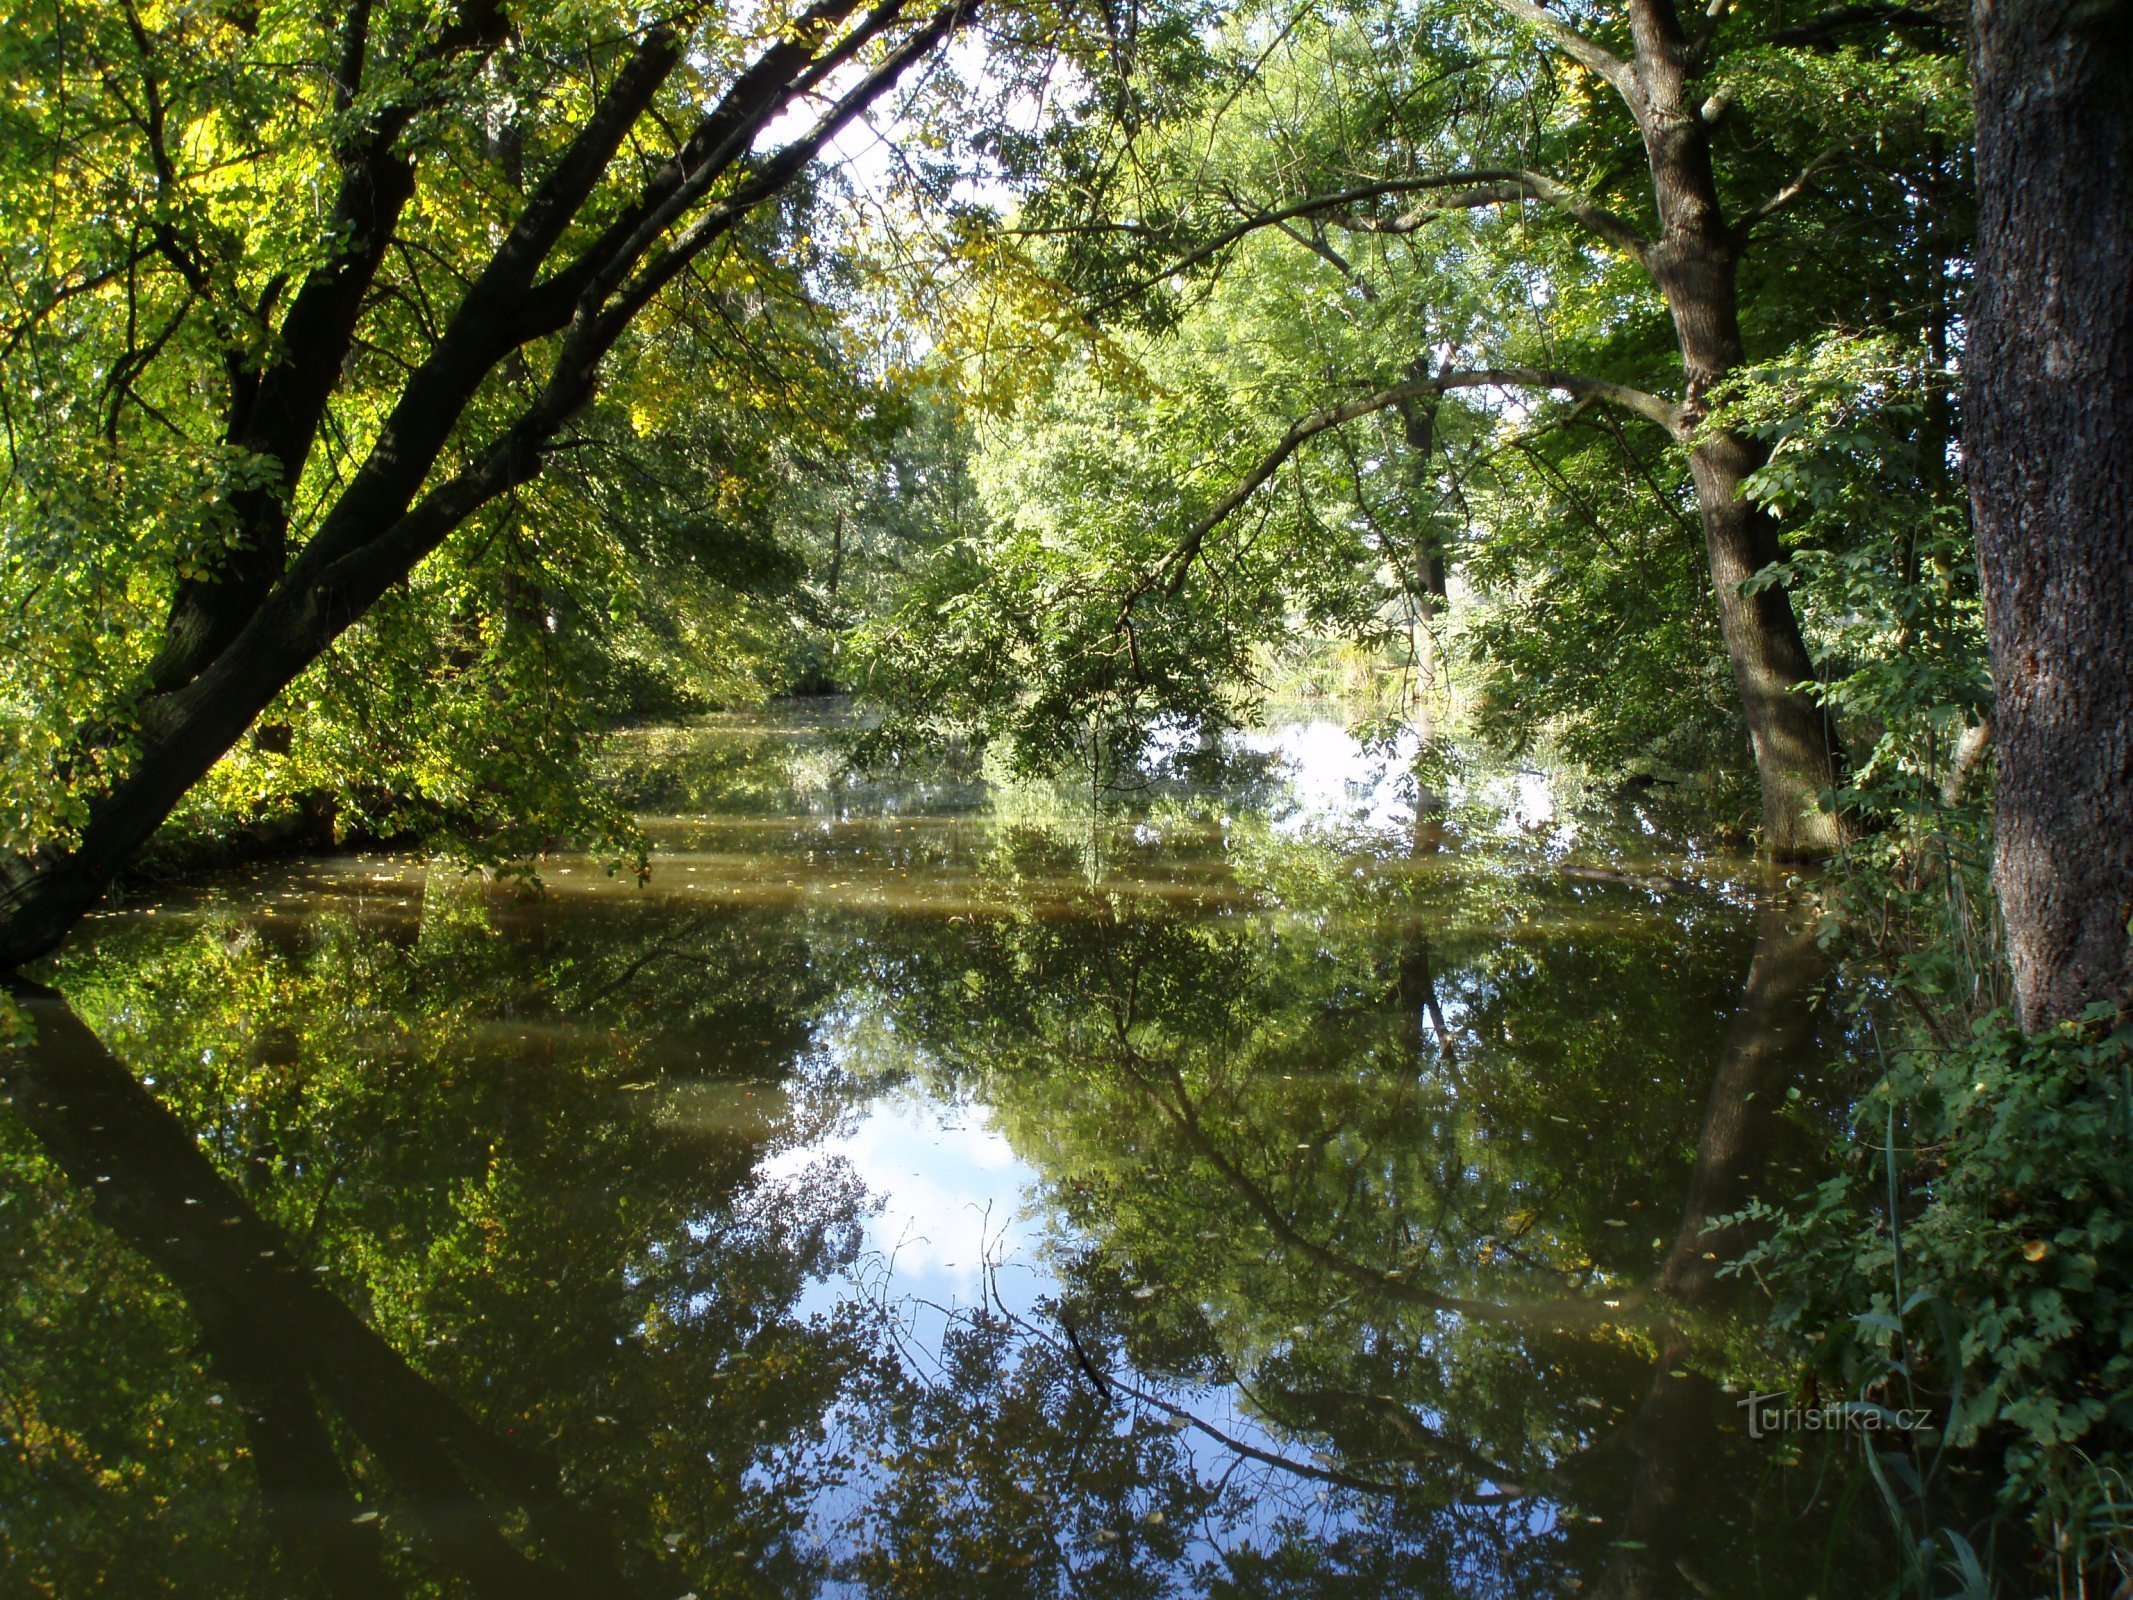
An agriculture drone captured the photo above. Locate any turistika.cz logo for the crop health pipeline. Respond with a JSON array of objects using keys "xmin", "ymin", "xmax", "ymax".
[{"xmin": 1737, "ymin": 1392, "xmax": 1934, "ymax": 1440}]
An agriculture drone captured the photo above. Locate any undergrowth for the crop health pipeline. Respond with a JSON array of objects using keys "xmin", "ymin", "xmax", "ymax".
[{"xmin": 1713, "ymin": 356, "xmax": 2132, "ymax": 1597}]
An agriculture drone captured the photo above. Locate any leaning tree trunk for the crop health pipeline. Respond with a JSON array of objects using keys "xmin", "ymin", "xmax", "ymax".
[
  {"xmin": 1627, "ymin": 0, "xmax": 1845, "ymax": 860},
  {"xmin": 0, "ymin": 0, "xmax": 965, "ymax": 977},
  {"xmin": 1967, "ymin": 0, "xmax": 2133, "ymax": 1031}
]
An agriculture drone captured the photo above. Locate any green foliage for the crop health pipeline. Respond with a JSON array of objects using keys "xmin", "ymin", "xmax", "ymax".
[
  {"xmin": 1688, "ymin": 324, "xmax": 2130, "ymax": 1594},
  {"xmin": 1455, "ymin": 415, "xmax": 1734, "ymax": 785},
  {"xmin": 1693, "ymin": 324, "xmax": 2121, "ymax": 1587},
  {"xmin": 0, "ymin": 0, "xmax": 1035, "ymax": 888},
  {"xmin": 852, "ymin": 0, "xmax": 1975, "ymax": 809},
  {"xmin": 855, "ymin": 333, "xmax": 1399, "ymax": 777},
  {"xmin": 1731, "ymin": 1010, "xmax": 2133, "ymax": 1590}
]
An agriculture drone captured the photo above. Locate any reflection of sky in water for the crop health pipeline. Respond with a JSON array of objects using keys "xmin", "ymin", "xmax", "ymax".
[
  {"xmin": 735, "ymin": 713, "xmax": 1615, "ymax": 1577},
  {"xmin": 38, "ymin": 703, "xmax": 1850, "ymax": 1597},
  {"xmin": 759, "ymin": 987, "xmax": 1409, "ymax": 1577},
  {"xmin": 1230, "ymin": 718, "xmax": 1578, "ymax": 855},
  {"xmin": 764, "ymin": 1089, "xmax": 1035, "ymax": 1310},
  {"xmin": 1236, "ymin": 720, "xmax": 1420, "ymax": 840}
]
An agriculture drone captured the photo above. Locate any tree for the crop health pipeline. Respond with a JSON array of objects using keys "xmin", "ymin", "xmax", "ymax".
[
  {"xmin": 1966, "ymin": 0, "xmax": 2133, "ymax": 1031},
  {"xmin": 0, "ymin": 0, "xmax": 983, "ymax": 974},
  {"xmin": 967, "ymin": 0, "xmax": 1964, "ymax": 856}
]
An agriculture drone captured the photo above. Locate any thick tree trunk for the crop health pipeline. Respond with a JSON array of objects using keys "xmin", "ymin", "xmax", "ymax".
[
  {"xmin": 1626, "ymin": 0, "xmax": 1845, "ymax": 860},
  {"xmin": 1966, "ymin": 0, "xmax": 2133, "ymax": 1030}
]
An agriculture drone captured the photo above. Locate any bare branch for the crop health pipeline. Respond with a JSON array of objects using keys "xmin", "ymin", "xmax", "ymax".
[
  {"xmin": 1271, "ymin": 218, "xmax": 1377, "ymax": 295},
  {"xmin": 513, "ymin": 0, "xmax": 884, "ymax": 338},
  {"xmin": 1109, "ymin": 171, "xmax": 1534, "ymax": 297}
]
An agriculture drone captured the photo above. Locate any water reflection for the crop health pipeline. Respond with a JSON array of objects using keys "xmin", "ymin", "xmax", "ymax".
[{"xmin": 2, "ymin": 708, "xmax": 1872, "ymax": 1597}]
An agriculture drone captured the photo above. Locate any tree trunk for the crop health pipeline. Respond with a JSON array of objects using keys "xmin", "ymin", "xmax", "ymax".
[
  {"xmin": 1396, "ymin": 376, "xmax": 1450, "ymax": 612},
  {"xmin": 1397, "ymin": 375, "xmax": 1451, "ymax": 702},
  {"xmin": 1688, "ymin": 433, "xmax": 1844, "ymax": 858},
  {"xmin": 1626, "ymin": 0, "xmax": 1845, "ymax": 860},
  {"xmin": 1966, "ymin": 0, "xmax": 2133, "ymax": 1031},
  {"xmin": 825, "ymin": 510, "xmax": 846, "ymax": 601},
  {"xmin": 0, "ymin": 2, "xmax": 963, "ymax": 977}
]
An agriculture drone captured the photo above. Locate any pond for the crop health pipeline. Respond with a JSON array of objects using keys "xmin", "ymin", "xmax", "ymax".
[{"xmin": 1, "ymin": 704, "xmax": 1882, "ymax": 1598}]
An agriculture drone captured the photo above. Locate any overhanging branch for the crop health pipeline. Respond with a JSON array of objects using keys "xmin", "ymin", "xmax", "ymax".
[
  {"xmin": 1341, "ymin": 169, "xmax": 1651, "ymax": 265},
  {"xmin": 1151, "ymin": 368, "xmax": 1683, "ymax": 597},
  {"xmin": 1742, "ymin": 140, "xmax": 1849, "ymax": 232},
  {"xmin": 1106, "ymin": 168, "xmax": 1650, "ymax": 307}
]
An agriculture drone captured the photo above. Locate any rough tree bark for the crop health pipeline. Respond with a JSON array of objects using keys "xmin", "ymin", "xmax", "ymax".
[{"xmin": 1966, "ymin": 0, "xmax": 2133, "ymax": 1031}]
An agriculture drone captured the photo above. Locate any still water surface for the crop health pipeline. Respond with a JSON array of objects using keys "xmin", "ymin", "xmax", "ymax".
[{"xmin": 3, "ymin": 705, "xmax": 1875, "ymax": 1597}]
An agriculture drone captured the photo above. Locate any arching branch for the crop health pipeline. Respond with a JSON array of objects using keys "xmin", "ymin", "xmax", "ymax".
[
  {"xmin": 1098, "ymin": 168, "xmax": 1650, "ymax": 307},
  {"xmin": 1342, "ymin": 170, "xmax": 1651, "ymax": 266},
  {"xmin": 1151, "ymin": 368, "xmax": 1684, "ymax": 596},
  {"xmin": 1741, "ymin": 140, "xmax": 1849, "ymax": 233}
]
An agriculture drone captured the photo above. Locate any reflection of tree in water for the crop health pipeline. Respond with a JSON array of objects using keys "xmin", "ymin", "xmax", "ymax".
[
  {"xmin": 837, "ymin": 820, "xmax": 1869, "ymax": 1597},
  {"xmin": 2, "ymin": 786, "xmax": 1879, "ymax": 1598},
  {"xmin": 3, "ymin": 884, "xmax": 883, "ymax": 1597}
]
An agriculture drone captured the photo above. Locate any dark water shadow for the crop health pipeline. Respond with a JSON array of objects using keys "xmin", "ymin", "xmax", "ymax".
[{"xmin": 2, "ymin": 982, "xmax": 653, "ymax": 1600}]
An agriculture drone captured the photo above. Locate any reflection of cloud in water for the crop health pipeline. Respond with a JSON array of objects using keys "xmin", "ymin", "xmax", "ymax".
[{"xmin": 763, "ymin": 1091, "xmax": 1035, "ymax": 1297}]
